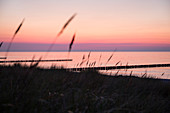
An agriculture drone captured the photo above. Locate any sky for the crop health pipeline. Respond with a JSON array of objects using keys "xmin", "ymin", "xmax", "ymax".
[{"xmin": 0, "ymin": 0, "xmax": 170, "ymax": 51}]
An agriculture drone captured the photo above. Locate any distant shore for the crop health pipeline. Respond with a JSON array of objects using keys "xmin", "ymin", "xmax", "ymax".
[
  {"xmin": 1, "ymin": 50, "xmax": 170, "ymax": 52},
  {"xmin": 0, "ymin": 64, "xmax": 170, "ymax": 113},
  {"xmin": 1, "ymin": 42, "xmax": 170, "ymax": 52}
]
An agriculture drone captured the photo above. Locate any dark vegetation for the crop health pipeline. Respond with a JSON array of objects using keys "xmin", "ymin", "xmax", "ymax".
[{"xmin": 0, "ymin": 64, "xmax": 170, "ymax": 113}]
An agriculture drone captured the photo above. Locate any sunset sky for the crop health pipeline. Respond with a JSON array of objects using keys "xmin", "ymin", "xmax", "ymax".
[{"xmin": 0, "ymin": 0, "xmax": 170, "ymax": 51}]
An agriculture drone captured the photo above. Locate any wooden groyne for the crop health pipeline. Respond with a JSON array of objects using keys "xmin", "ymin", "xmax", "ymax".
[
  {"xmin": 67, "ymin": 63, "xmax": 170, "ymax": 71},
  {"xmin": 0, "ymin": 57, "xmax": 7, "ymax": 59},
  {"xmin": 0, "ymin": 59, "xmax": 72, "ymax": 63}
]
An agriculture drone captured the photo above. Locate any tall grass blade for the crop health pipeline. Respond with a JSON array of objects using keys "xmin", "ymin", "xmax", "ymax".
[
  {"xmin": 86, "ymin": 60, "xmax": 89, "ymax": 66},
  {"xmin": 79, "ymin": 55, "xmax": 86, "ymax": 66},
  {"xmin": 98, "ymin": 54, "xmax": 102, "ymax": 63},
  {"xmin": 69, "ymin": 33, "xmax": 76, "ymax": 52},
  {"xmin": 86, "ymin": 51, "xmax": 91, "ymax": 66},
  {"xmin": 92, "ymin": 61, "xmax": 96, "ymax": 67},
  {"xmin": 5, "ymin": 18, "xmax": 25, "ymax": 57},
  {"xmin": 125, "ymin": 62, "xmax": 129, "ymax": 72},
  {"xmin": 82, "ymin": 54, "xmax": 85, "ymax": 60},
  {"xmin": 161, "ymin": 72, "xmax": 165, "ymax": 76},
  {"xmin": 105, "ymin": 53, "xmax": 113, "ymax": 65},
  {"xmin": 45, "ymin": 13, "xmax": 77, "ymax": 56},
  {"xmin": 142, "ymin": 70, "xmax": 147, "ymax": 78},
  {"xmin": 30, "ymin": 55, "xmax": 36, "ymax": 67},
  {"xmin": 30, "ymin": 57, "xmax": 42, "ymax": 69},
  {"xmin": 105, "ymin": 49, "xmax": 117, "ymax": 65},
  {"xmin": 129, "ymin": 71, "xmax": 133, "ymax": 76},
  {"xmin": 0, "ymin": 42, "xmax": 3, "ymax": 48},
  {"xmin": 57, "ymin": 13, "xmax": 77, "ymax": 37},
  {"xmin": 115, "ymin": 61, "xmax": 121, "ymax": 66},
  {"xmin": 88, "ymin": 51, "xmax": 91, "ymax": 59},
  {"xmin": 80, "ymin": 61, "xmax": 86, "ymax": 66},
  {"xmin": 13, "ymin": 18, "xmax": 25, "ymax": 37},
  {"xmin": 115, "ymin": 70, "xmax": 120, "ymax": 76}
]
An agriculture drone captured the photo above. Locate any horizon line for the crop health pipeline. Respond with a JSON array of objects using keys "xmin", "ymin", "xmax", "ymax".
[
  {"xmin": 2, "ymin": 42, "xmax": 170, "ymax": 45},
  {"xmin": 0, "ymin": 42, "xmax": 170, "ymax": 52},
  {"xmin": 1, "ymin": 50, "xmax": 170, "ymax": 52}
]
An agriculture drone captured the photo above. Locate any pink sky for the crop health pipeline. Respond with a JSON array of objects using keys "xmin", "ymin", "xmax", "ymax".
[{"xmin": 0, "ymin": 0, "xmax": 170, "ymax": 50}]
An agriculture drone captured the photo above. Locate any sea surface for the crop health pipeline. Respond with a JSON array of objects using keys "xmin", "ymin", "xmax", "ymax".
[{"xmin": 1, "ymin": 52, "xmax": 170, "ymax": 79}]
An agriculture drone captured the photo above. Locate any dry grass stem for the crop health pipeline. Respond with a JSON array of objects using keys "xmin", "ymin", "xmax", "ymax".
[
  {"xmin": 98, "ymin": 54, "xmax": 102, "ymax": 63},
  {"xmin": 161, "ymin": 72, "xmax": 165, "ymax": 76},
  {"xmin": 0, "ymin": 42, "xmax": 3, "ymax": 48},
  {"xmin": 57, "ymin": 13, "xmax": 77, "ymax": 37},
  {"xmin": 5, "ymin": 18, "xmax": 25, "ymax": 58},
  {"xmin": 115, "ymin": 61, "xmax": 121, "ymax": 66},
  {"xmin": 82, "ymin": 54, "xmax": 85, "ymax": 60},
  {"xmin": 88, "ymin": 51, "xmax": 91, "ymax": 59},
  {"xmin": 29, "ymin": 57, "xmax": 42, "ymax": 69},
  {"xmin": 86, "ymin": 52, "xmax": 91, "ymax": 66},
  {"xmin": 105, "ymin": 53, "xmax": 113, "ymax": 65},
  {"xmin": 129, "ymin": 71, "xmax": 133, "ymax": 76},
  {"xmin": 69, "ymin": 33, "xmax": 76, "ymax": 52},
  {"xmin": 45, "ymin": 13, "xmax": 77, "ymax": 56}
]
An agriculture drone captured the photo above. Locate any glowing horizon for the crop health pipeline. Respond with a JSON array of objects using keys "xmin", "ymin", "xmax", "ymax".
[
  {"xmin": 0, "ymin": 0, "xmax": 170, "ymax": 48},
  {"xmin": 0, "ymin": 42, "xmax": 170, "ymax": 52}
]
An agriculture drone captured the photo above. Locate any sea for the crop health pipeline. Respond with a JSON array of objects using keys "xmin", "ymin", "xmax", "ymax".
[{"xmin": 1, "ymin": 51, "xmax": 170, "ymax": 79}]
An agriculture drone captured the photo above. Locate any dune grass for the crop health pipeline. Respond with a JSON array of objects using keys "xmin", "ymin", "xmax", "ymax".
[
  {"xmin": 5, "ymin": 18, "xmax": 25, "ymax": 58},
  {"xmin": 69, "ymin": 33, "xmax": 76, "ymax": 52},
  {"xmin": 0, "ymin": 64, "xmax": 170, "ymax": 113},
  {"xmin": 45, "ymin": 13, "xmax": 77, "ymax": 56}
]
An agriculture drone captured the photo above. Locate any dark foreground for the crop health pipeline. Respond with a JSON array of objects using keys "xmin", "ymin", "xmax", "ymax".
[{"xmin": 0, "ymin": 64, "xmax": 170, "ymax": 113}]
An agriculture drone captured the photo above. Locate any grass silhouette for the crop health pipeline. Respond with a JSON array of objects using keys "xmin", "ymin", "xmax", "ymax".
[
  {"xmin": 5, "ymin": 18, "xmax": 25, "ymax": 58},
  {"xmin": 45, "ymin": 13, "xmax": 77, "ymax": 56},
  {"xmin": 69, "ymin": 33, "xmax": 76, "ymax": 52}
]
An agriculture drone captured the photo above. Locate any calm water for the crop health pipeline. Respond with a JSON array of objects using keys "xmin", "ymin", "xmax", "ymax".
[{"xmin": 1, "ymin": 52, "xmax": 170, "ymax": 79}]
